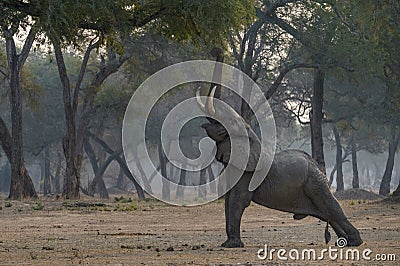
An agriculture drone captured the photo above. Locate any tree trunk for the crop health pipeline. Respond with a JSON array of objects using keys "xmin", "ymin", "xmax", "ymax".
[
  {"xmin": 88, "ymin": 133, "xmax": 144, "ymax": 199},
  {"xmin": 133, "ymin": 150, "xmax": 152, "ymax": 193},
  {"xmin": 373, "ymin": 162, "xmax": 381, "ymax": 189},
  {"xmin": 310, "ymin": 68, "xmax": 326, "ymax": 174},
  {"xmin": 198, "ymin": 167, "xmax": 207, "ymax": 199},
  {"xmin": 379, "ymin": 130, "xmax": 400, "ymax": 196},
  {"xmin": 40, "ymin": 158, "xmax": 45, "ymax": 193},
  {"xmin": 351, "ymin": 133, "xmax": 359, "ymax": 189},
  {"xmin": 53, "ymin": 152, "xmax": 62, "ymax": 194},
  {"xmin": 158, "ymin": 142, "xmax": 170, "ymax": 201},
  {"xmin": 86, "ymin": 138, "xmax": 109, "ymax": 198},
  {"xmin": 118, "ymin": 155, "xmax": 145, "ymax": 199},
  {"xmin": 43, "ymin": 146, "xmax": 51, "ymax": 195},
  {"xmin": 332, "ymin": 124, "xmax": 344, "ymax": 191},
  {"xmin": 329, "ymin": 164, "xmax": 337, "ymax": 186},
  {"xmin": 175, "ymin": 159, "xmax": 187, "ymax": 199},
  {"xmin": 366, "ymin": 166, "xmax": 371, "ymax": 188},
  {"xmin": 116, "ymin": 167, "xmax": 127, "ymax": 190},
  {"xmin": 51, "ymin": 39, "xmax": 81, "ymax": 199},
  {"xmin": 0, "ymin": 117, "xmax": 12, "ymax": 161},
  {"xmin": 88, "ymin": 148, "xmax": 122, "ymax": 199},
  {"xmin": 4, "ymin": 31, "xmax": 37, "ymax": 200},
  {"xmin": 207, "ymin": 164, "xmax": 216, "ymax": 193},
  {"xmin": 51, "ymin": 36, "xmax": 130, "ymax": 199},
  {"xmin": 62, "ymin": 137, "xmax": 81, "ymax": 199},
  {"xmin": 0, "ymin": 162, "xmax": 11, "ymax": 192}
]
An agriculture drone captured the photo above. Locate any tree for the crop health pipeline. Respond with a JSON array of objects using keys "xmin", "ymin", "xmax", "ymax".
[
  {"xmin": 229, "ymin": 0, "xmax": 360, "ymax": 174},
  {"xmin": 350, "ymin": 131, "xmax": 359, "ymax": 189},
  {"xmin": 334, "ymin": 0, "xmax": 400, "ymax": 195},
  {"xmin": 88, "ymin": 131, "xmax": 145, "ymax": 199},
  {"xmin": 332, "ymin": 124, "xmax": 344, "ymax": 191},
  {"xmin": 1, "ymin": 1, "xmax": 253, "ymax": 199},
  {"xmin": 85, "ymin": 32, "xmax": 210, "ymax": 199},
  {"xmin": 0, "ymin": 7, "xmax": 37, "ymax": 199},
  {"xmin": 379, "ymin": 128, "xmax": 400, "ymax": 196},
  {"xmin": 42, "ymin": 0, "xmax": 253, "ymax": 199}
]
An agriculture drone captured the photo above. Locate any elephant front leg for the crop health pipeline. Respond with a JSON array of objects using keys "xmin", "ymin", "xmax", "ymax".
[{"xmin": 221, "ymin": 176, "xmax": 253, "ymax": 248}]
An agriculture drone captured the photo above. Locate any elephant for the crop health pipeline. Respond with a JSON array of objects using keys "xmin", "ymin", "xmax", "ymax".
[{"xmin": 196, "ymin": 87, "xmax": 363, "ymax": 248}]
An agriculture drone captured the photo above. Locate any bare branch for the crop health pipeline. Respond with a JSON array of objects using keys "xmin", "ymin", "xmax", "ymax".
[
  {"xmin": 76, "ymin": 47, "xmax": 132, "ymax": 150},
  {"xmin": 265, "ymin": 63, "xmax": 318, "ymax": 99},
  {"xmin": 87, "ymin": 131, "xmax": 145, "ymax": 199},
  {"xmin": 17, "ymin": 25, "xmax": 36, "ymax": 68},
  {"xmin": 73, "ymin": 36, "xmax": 101, "ymax": 115}
]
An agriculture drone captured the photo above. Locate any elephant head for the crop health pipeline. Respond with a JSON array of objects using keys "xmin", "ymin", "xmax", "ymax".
[{"xmin": 196, "ymin": 86, "xmax": 262, "ymax": 172}]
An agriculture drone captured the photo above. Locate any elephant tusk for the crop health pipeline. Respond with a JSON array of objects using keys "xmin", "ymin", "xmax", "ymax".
[
  {"xmin": 206, "ymin": 85, "xmax": 216, "ymax": 116},
  {"xmin": 196, "ymin": 87, "xmax": 206, "ymax": 113}
]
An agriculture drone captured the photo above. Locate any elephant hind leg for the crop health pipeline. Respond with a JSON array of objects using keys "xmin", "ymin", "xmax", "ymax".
[{"xmin": 304, "ymin": 165, "xmax": 362, "ymax": 246}]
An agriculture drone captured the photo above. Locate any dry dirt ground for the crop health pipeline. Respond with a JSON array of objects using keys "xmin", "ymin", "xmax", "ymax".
[{"xmin": 0, "ymin": 193, "xmax": 399, "ymax": 266}]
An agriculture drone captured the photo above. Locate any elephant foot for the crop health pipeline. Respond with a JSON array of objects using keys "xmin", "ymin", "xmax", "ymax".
[
  {"xmin": 335, "ymin": 236, "xmax": 363, "ymax": 247},
  {"xmin": 347, "ymin": 235, "xmax": 363, "ymax": 247},
  {"xmin": 293, "ymin": 214, "xmax": 308, "ymax": 220},
  {"xmin": 221, "ymin": 238, "xmax": 244, "ymax": 248}
]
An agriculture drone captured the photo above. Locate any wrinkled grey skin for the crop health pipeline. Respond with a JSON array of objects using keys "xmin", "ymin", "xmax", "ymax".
[{"xmin": 197, "ymin": 87, "xmax": 362, "ymax": 248}]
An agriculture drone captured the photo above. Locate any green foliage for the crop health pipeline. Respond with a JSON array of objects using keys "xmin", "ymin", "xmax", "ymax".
[
  {"xmin": 113, "ymin": 202, "xmax": 138, "ymax": 211},
  {"xmin": 155, "ymin": 0, "xmax": 254, "ymax": 46},
  {"xmin": 2, "ymin": 0, "xmax": 255, "ymax": 49},
  {"xmin": 325, "ymin": 0, "xmax": 400, "ymax": 133},
  {"xmin": 114, "ymin": 196, "xmax": 133, "ymax": 203}
]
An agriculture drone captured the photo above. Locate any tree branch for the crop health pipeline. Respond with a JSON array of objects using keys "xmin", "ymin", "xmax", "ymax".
[
  {"xmin": 265, "ymin": 63, "xmax": 318, "ymax": 99},
  {"xmin": 263, "ymin": 12, "xmax": 313, "ymax": 51},
  {"xmin": 250, "ymin": 62, "xmax": 318, "ymax": 122},
  {"xmin": 73, "ymin": 37, "xmax": 101, "ymax": 115},
  {"xmin": 129, "ymin": 7, "xmax": 166, "ymax": 27},
  {"xmin": 17, "ymin": 25, "xmax": 36, "ymax": 68},
  {"xmin": 85, "ymin": 138, "xmax": 99, "ymax": 174},
  {"xmin": 87, "ymin": 131, "xmax": 145, "ymax": 199}
]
